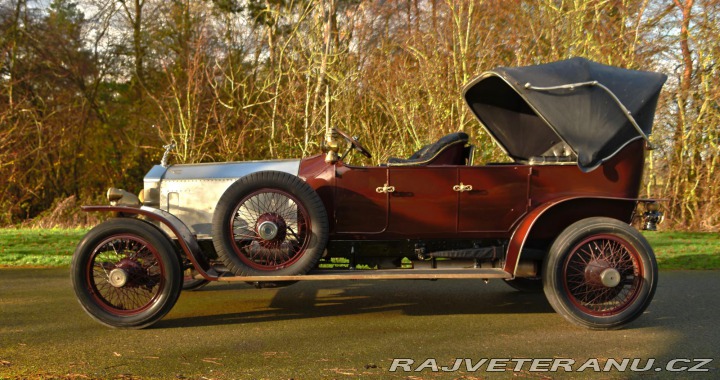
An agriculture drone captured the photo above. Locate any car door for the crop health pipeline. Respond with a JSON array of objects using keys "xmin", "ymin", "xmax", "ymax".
[
  {"xmin": 457, "ymin": 166, "xmax": 530, "ymax": 233},
  {"xmin": 387, "ymin": 166, "xmax": 458, "ymax": 235},
  {"xmin": 333, "ymin": 165, "xmax": 389, "ymax": 234}
]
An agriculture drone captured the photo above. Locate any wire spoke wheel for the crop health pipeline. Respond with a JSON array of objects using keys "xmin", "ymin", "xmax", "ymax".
[
  {"xmin": 71, "ymin": 218, "xmax": 182, "ymax": 329},
  {"xmin": 88, "ymin": 235, "xmax": 165, "ymax": 315},
  {"xmin": 213, "ymin": 171, "xmax": 328, "ymax": 277},
  {"xmin": 543, "ymin": 217, "xmax": 657, "ymax": 330},
  {"xmin": 230, "ymin": 189, "xmax": 311, "ymax": 270},
  {"xmin": 563, "ymin": 235, "xmax": 642, "ymax": 316}
]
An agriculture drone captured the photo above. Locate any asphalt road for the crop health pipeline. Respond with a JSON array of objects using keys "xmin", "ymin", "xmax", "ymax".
[{"xmin": 1, "ymin": 268, "xmax": 719, "ymax": 379}]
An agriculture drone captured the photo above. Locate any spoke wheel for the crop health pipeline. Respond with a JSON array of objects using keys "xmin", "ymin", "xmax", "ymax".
[
  {"xmin": 563, "ymin": 235, "xmax": 642, "ymax": 316},
  {"xmin": 213, "ymin": 171, "xmax": 328, "ymax": 276},
  {"xmin": 543, "ymin": 217, "xmax": 657, "ymax": 330},
  {"xmin": 230, "ymin": 189, "xmax": 311, "ymax": 270},
  {"xmin": 88, "ymin": 234, "xmax": 166, "ymax": 315},
  {"xmin": 71, "ymin": 218, "xmax": 182, "ymax": 329}
]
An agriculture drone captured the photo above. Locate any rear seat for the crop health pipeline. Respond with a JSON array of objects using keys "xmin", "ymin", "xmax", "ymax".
[{"xmin": 528, "ymin": 142, "xmax": 577, "ymax": 165}]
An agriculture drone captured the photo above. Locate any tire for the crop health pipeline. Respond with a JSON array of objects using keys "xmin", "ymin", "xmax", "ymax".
[
  {"xmin": 212, "ymin": 171, "xmax": 329, "ymax": 276},
  {"xmin": 71, "ymin": 218, "xmax": 183, "ymax": 329},
  {"xmin": 542, "ymin": 217, "xmax": 658, "ymax": 330},
  {"xmin": 504, "ymin": 277, "xmax": 543, "ymax": 292}
]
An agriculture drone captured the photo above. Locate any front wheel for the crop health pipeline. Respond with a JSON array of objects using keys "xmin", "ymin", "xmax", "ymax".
[
  {"xmin": 543, "ymin": 217, "xmax": 657, "ymax": 330},
  {"xmin": 71, "ymin": 218, "xmax": 183, "ymax": 329}
]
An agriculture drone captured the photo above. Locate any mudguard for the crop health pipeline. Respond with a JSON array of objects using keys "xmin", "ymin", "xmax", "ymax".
[
  {"xmin": 81, "ymin": 205, "xmax": 220, "ymax": 281},
  {"xmin": 505, "ymin": 196, "xmax": 641, "ymax": 275}
]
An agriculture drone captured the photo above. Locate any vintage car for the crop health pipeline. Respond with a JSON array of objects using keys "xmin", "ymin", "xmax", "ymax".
[{"xmin": 71, "ymin": 57, "xmax": 667, "ymax": 330}]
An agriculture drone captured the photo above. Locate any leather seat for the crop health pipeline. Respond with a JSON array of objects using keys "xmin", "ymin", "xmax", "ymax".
[{"xmin": 387, "ymin": 132, "xmax": 470, "ymax": 166}]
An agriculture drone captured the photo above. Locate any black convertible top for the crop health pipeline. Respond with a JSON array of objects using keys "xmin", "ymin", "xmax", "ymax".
[{"xmin": 463, "ymin": 57, "xmax": 667, "ymax": 171}]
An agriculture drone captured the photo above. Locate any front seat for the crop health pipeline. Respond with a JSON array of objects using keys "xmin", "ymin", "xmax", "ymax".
[{"xmin": 387, "ymin": 132, "xmax": 469, "ymax": 166}]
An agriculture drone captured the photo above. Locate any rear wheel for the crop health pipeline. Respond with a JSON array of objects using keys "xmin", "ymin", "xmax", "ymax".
[
  {"xmin": 543, "ymin": 217, "xmax": 657, "ymax": 329},
  {"xmin": 212, "ymin": 171, "xmax": 329, "ymax": 276},
  {"xmin": 71, "ymin": 218, "xmax": 182, "ymax": 329}
]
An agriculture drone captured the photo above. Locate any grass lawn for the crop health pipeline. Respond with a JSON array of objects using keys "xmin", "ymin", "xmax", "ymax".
[
  {"xmin": 0, "ymin": 228, "xmax": 88, "ymax": 267},
  {"xmin": 0, "ymin": 228, "xmax": 717, "ymax": 269},
  {"xmin": 643, "ymin": 231, "xmax": 720, "ymax": 270}
]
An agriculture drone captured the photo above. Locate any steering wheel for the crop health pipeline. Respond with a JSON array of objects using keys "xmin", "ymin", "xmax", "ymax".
[{"xmin": 333, "ymin": 128, "xmax": 372, "ymax": 159}]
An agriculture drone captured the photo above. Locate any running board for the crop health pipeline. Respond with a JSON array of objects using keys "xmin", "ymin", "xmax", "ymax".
[{"xmin": 213, "ymin": 268, "xmax": 512, "ymax": 282}]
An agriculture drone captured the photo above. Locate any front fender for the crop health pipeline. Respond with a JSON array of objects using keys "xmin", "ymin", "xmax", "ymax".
[{"xmin": 82, "ymin": 205, "xmax": 220, "ymax": 281}]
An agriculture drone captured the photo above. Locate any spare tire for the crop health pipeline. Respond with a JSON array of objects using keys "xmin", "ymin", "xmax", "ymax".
[{"xmin": 212, "ymin": 171, "xmax": 328, "ymax": 276}]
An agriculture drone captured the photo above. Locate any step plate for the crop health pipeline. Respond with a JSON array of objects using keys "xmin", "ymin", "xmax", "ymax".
[{"xmin": 213, "ymin": 268, "xmax": 512, "ymax": 282}]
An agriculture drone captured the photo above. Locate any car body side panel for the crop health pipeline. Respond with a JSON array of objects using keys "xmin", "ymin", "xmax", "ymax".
[
  {"xmin": 529, "ymin": 139, "xmax": 645, "ymax": 205},
  {"xmin": 458, "ymin": 165, "xmax": 531, "ymax": 232},
  {"xmin": 302, "ymin": 142, "xmax": 643, "ymax": 242}
]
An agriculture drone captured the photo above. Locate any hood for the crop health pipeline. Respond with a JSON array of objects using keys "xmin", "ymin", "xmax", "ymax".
[{"xmin": 144, "ymin": 159, "xmax": 301, "ymax": 182}]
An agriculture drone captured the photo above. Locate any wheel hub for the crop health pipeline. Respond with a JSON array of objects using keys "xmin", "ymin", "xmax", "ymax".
[
  {"xmin": 257, "ymin": 221, "xmax": 279, "ymax": 240},
  {"xmin": 108, "ymin": 268, "xmax": 128, "ymax": 287},
  {"xmin": 599, "ymin": 268, "xmax": 621, "ymax": 287},
  {"xmin": 255, "ymin": 213, "xmax": 287, "ymax": 247},
  {"xmin": 111, "ymin": 258, "xmax": 150, "ymax": 288},
  {"xmin": 585, "ymin": 259, "xmax": 621, "ymax": 288}
]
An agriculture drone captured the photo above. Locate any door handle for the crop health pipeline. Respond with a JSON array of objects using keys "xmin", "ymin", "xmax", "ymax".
[
  {"xmin": 452, "ymin": 183, "xmax": 473, "ymax": 192},
  {"xmin": 376, "ymin": 184, "xmax": 396, "ymax": 193}
]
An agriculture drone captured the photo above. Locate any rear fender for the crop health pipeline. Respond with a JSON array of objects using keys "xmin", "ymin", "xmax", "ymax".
[
  {"xmin": 82, "ymin": 205, "xmax": 219, "ymax": 281},
  {"xmin": 505, "ymin": 197, "xmax": 638, "ymax": 276}
]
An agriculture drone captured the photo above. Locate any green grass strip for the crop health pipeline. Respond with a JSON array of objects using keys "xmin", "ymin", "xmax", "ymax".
[
  {"xmin": 643, "ymin": 231, "xmax": 720, "ymax": 270},
  {"xmin": 0, "ymin": 228, "xmax": 88, "ymax": 267}
]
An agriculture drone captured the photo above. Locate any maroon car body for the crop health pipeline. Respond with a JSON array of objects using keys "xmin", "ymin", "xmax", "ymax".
[
  {"xmin": 300, "ymin": 137, "xmax": 644, "ymax": 273},
  {"xmin": 72, "ymin": 58, "xmax": 667, "ymax": 330}
]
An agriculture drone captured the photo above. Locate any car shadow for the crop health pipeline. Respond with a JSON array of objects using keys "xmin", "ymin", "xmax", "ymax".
[{"xmin": 159, "ymin": 279, "xmax": 554, "ymax": 329}]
